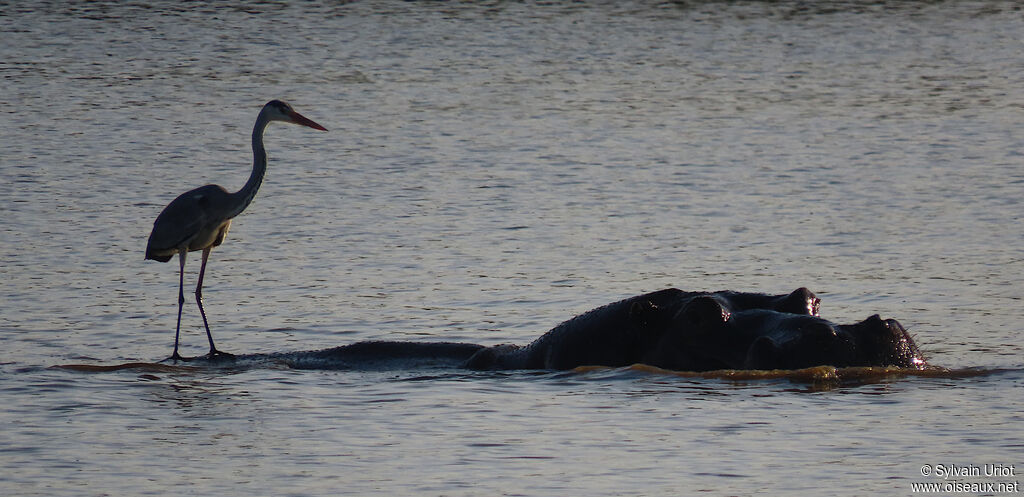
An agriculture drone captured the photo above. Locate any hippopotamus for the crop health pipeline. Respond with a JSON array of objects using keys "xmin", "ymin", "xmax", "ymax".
[
  {"xmin": 176, "ymin": 287, "xmax": 926, "ymax": 372},
  {"xmin": 641, "ymin": 295, "xmax": 927, "ymax": 370},
  {"xmin": 464, "ymin": 287, "xmax": 825, "ymax": 371}
]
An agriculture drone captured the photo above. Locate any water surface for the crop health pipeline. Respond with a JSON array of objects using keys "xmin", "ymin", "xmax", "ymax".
[{"xmin": 2, "ymin": 1, "xmax": 1023, "ymax": 495}]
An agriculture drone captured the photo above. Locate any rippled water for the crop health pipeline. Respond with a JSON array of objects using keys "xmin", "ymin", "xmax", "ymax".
[{"xmin": 3, "ymin": 1, "xmax": 1023, "ymax": 495}]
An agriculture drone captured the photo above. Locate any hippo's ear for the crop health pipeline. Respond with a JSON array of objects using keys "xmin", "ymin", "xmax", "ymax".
[
  {"xmin": 778, "ymin": 287, "xmax": 820, "ymax": 316},
  {"xmin": 680, "ymin": 296, "xmax": 730, "ymax": 327}
]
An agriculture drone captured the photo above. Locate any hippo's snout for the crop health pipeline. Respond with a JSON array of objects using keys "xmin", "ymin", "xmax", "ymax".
[
  {"xmin": 857, "ymin": 316, "xmax": 926, "ymax": 369},
  {"xmin": 884, "ymin": 318, "xmax": 927, "ymax": 369}
]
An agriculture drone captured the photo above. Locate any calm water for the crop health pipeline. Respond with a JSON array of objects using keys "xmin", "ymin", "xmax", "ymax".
[{"xmin": 3, "ymin": 1, "xmax": 1023, "ymax": 495}]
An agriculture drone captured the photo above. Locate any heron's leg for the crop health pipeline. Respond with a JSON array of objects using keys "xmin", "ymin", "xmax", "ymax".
[
  {"xmin": 169, "ymin": 250, "xmax": 187, "ymax": 362},
  {"xmin": 195, "ymin": 247, "xmax": 232, "ymax": 358}
]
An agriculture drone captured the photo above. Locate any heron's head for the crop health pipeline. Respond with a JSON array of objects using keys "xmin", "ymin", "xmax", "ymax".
[{"xmin": 263, "ymin": 100, "xmax": 327, "ymax": 131}]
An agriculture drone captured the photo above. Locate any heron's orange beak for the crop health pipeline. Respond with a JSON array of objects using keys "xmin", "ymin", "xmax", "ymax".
[{"xmin": 289, "ymin": 110, "xmax": 327, "ymax": 131}]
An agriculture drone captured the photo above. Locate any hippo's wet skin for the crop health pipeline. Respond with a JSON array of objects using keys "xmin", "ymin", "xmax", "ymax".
[{"xmin": 464, "ymin": 288, "xmax": 826, "ymax": 371}]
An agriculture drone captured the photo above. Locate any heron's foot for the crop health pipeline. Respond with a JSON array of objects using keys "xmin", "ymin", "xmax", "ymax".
[
  {"xmin": 161, "ymin": 351, "xmax": 193, "ymax": 363},
  {"xmin": 206, "ymin": 349, "xmax": 236, "ymax": 362}
]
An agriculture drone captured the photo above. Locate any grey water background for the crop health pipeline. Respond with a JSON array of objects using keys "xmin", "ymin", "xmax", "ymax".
[{"xmin": 3, "ymin": 1, "xmax": 1023, "ymax": 495}]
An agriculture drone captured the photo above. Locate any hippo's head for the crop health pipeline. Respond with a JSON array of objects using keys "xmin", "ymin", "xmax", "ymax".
[{"xmin": 646, "ymin": 296, "xmax": 926, "ymax": 371}]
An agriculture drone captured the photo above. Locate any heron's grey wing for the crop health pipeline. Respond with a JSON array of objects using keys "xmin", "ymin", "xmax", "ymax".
[{"xmin": 147, "ymin": 185, "xmax": 229, "ymax": 254}]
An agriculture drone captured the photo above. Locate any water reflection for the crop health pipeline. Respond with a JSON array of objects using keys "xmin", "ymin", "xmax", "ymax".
[{"xmin": 55, "ymin": 359, "xmax": 1016, "ymax": 394}]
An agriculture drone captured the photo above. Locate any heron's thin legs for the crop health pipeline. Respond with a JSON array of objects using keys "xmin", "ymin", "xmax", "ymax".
[
  {"xmin": 195, "ymin": 247, "xmax": 231, "ymax": 358},
  {"xmin": 170, "ymin": 250, "xmax": 187, "ymax": 362}
]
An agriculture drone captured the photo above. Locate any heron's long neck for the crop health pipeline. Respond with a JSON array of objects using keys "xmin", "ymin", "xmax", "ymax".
[{"xmin": 229, "ymin": 112, "xmax": 271, "ymax": 218}]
